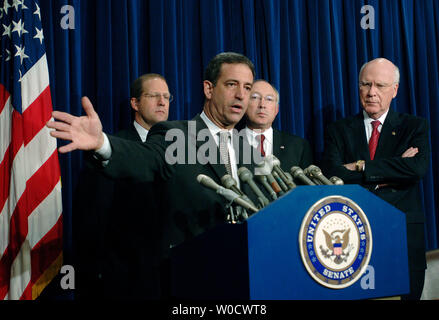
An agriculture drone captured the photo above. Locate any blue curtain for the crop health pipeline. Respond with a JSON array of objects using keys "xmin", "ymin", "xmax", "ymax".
[{"xmin": 38, "ymin": 0, "xmax": 438, "ymax": 270}]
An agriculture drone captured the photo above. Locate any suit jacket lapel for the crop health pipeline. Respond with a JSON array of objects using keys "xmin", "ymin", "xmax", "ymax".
[
  {"xmin": 192, "ymin": 114, "xmax": 228, "ymax": 181},
  {"xmin": 129, "ymin": 124, "xmax": 143, "ymax": 142},
  {"xmin": 273, "ymin": 129, "xmax": 283, "ymax": 159},
  {"xmin": 374, "ymin": 109, "xmax": 400, "ymax": 159},
  {"xmin": 349, "ymin": 113, "xmax": 370, "ymax": 160}
]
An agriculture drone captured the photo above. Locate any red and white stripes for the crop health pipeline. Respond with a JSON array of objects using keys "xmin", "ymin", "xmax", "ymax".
[{"xmin": 0, "ymin": 54, "xmax": 63, "ymax": 300}]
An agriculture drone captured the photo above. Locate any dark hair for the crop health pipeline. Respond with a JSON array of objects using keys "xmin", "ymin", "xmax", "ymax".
[
  {"xmin": 130, "ymin": 73, "xmax": 167, "ymax": 100},
  {"xmin": 203, "ymin": 52, "xmax": 255, "ymax": 86}
]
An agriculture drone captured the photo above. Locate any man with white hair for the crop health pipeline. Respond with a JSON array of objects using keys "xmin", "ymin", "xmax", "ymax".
[
  {"xmin": 244, "ymin": 79, "xmax": 313, "ymax": 172},
  {"xmin": 322, "ymin": 58, "xmax": 431, "ymax": 300}
]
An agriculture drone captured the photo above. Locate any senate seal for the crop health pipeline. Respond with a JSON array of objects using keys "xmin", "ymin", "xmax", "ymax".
[{"xmin": 299, "ymin": 196, "xmax": 372, "ymax": 289}]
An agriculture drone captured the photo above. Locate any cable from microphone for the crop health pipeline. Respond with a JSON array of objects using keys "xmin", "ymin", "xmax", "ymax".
[
  {"xmin": 304, "ymin": 165, "xmax": 333, "ymax": 185},
  {"xmin": 265, "ymin": 155, "xmax": 297, "ymax": 190},
  {"xmin": 330, "ymin": 176, "xmax": 344, "ymax": 185},
  {"xmin": 221, "ymin": 174, "xmax": 256, "ymax": 208},
  {"xmin": 197, "ymin": 174, "xmax": 258, "ymax": 213},
  {"xmin": 237, "ymin": 167, "xmax": 270, "ymax": 207},
  {"xmin": 290, "ymin": 166, "xmax": 316, "ymax": 185}
]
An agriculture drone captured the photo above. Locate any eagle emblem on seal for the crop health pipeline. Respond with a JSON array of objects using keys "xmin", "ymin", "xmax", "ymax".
[{"xmin": 320, "ymin": 229, "xmax": 351, "ymax": 264}]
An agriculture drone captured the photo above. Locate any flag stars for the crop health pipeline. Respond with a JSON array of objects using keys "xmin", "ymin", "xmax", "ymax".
[
  {"xmin": 34, "ymin": 27, "xmax": 43, "ymax": 44},
  {"xmin": 12, "ymin": 19, "xmax": 28, "ymax": 37},
  {"xmin": 15, "ymin": 44, "xmax": 29, "ymax": 64},
  {"xmin": 5, "ymin": 48, "xmax": 12, "ymax": 61},
  {"xmin": 2, "ymin": 23, "xmax": 12, "ymax": 38},
  {"xmin": 13, "ymin": 0, "xmax": 28, "ymax": 11},
  {"xmin": 2, "ymin": 0, "xmax": 11, "ymax": 15},
  {"xmin": 33, "ymin": 2, "xmax": 41, "ymax": 21}
]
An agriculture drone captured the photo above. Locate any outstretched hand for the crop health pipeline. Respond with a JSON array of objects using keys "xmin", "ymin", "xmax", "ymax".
[{"xmin": 46, "ymin": 96, "xmax": 104, "ymax": 153}]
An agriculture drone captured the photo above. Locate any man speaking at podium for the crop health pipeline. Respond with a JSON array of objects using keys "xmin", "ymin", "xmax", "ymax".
[
  {"xmin": 322, "ymin": 58, "xmax": 430, "ymax": 300},
  {"xmin": 47, "ymin": 52, "xmax": 262, "ymax": 297}
]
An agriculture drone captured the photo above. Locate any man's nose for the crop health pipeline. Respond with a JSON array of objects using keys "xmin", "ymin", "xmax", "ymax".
[
  {"xmin": 235, "ymin": 86, "xmax": 245, "ymax": 100},
  {"xmin": 367, "ymin": 84, "xmax": 378, "ymax": 96},
  {"xmin": 157, "ymin": 94, "xmax": 166, "ymax": 105}
]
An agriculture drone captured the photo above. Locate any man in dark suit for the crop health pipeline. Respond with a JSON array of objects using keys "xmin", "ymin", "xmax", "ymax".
[
  {"xmin": 322, "ymin": 58, "xmax": 430, "ymax": 300},
  {"xmin": 74, "ymin": 74, "xmax": 171, "ymax": 299},
  {"xmin": 243, "ymin": 79, "xmax": 313, "ymax": 172},
  {"xmin": 48, "ymin": 52, "xmax": 259, "ymax": 298}
]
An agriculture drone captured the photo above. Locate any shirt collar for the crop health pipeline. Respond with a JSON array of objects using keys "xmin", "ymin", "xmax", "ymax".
[
  {"xmin": 245, "ymin": 126, "xmax": 273, "ymax": 145},
  {"xmin": 133, "ymin": 120, "xmax": 149, "ymax": 142},
  {"xmin": 362, "ymin": 109, "xmax": 389, "ymax": 126},
  {"xmin": 200, "ymin": 111, "xmax": 235, "ymax": 140}
]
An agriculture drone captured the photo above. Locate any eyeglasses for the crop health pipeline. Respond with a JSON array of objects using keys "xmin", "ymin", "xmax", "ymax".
[
  {"xmin": 359, "ymin": 82, "xmax": 395, "ymax": 92},
  {"xmin": 250, "ymin": 93, "xmax": 277, "ymax": 104},
  {"xmin": 142, "ymin": 92, "xmax": 174, "ymax": 102}
]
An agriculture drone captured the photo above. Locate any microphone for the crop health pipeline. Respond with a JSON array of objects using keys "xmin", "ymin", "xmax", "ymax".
[
  {"xmin": 255, "ymin": 159, "xmax": 283, "ymax": 195},
  {"xmin": 221, "ymin": 174, "xmax": 256, "ymax": 207},
  {"xmin": 265, "ymin": 155, "xmax": 296, "ymax": 190},
  {"xmin": 290, "ymin": 166, "xmax": 316, "ymax": 185},
  {"xmin": 272, "ymin": 171, "xmax": 289, "ymax": 192},
  {"xmin": 238, "ymin": 167, "xmax": 270, "ymax": 207},
  {"xmin": 197, "ymin": 174, "xmax": 258, "ymax": 213},
  {"xmin": 221, "ymin": 174, "xmax": 244, "ymax": 195},
  {"xmin": 254, "ymin": 175, "xmax": 277, "ymax": 201},
  {"xmin": 285, "ymin": 172, "xmax": 293, "ymax": 183},
  {"xmin": 330, "ymin": 176, "xmax": 344, "ymax": 185},
  {"xmin": 304, "ymin": 165, "xmax": 333, "ymax": 185}
]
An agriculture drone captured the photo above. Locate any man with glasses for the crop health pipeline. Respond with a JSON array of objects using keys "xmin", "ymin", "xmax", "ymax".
[
  {"xmin": 129, "ymin": 73, "xmax": 172, "ymax": 136},
  {"xmin": 74, "ymin": 74, "xmax": 171, "ymax": 299},
  {"xmin": 322, "ymin": 58, "xmax": 430, "ymax": 300},
  {"xmin": 244, "ymin": 79, "xmax": 313, "ymax": 172}
]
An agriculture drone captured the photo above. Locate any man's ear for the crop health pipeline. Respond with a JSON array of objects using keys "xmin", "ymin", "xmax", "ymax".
[
  {"xmin": 203, "ymin": 80, "xmax": 214, "ymax": 100},
  {"xmin": 392, "ymin": 83, "xmax": 399, "ymax": 99},
  {"xmin": 130, "ymin": 97, "xmax": 139, "ymax": 111}
]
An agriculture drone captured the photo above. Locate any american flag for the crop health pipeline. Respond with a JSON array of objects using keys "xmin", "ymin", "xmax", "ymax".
[{"xmin": 0, "ymin": 0, "xmax": 63, "ymax": 300}]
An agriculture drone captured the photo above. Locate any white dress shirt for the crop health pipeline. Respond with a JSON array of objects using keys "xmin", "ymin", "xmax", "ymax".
[
  {"xmin": 133, "ymin": 120, "xmax": 149, "ymax": 142},
  {"xmin": 244, "ymin": 126, "xmax": 273, "ymax": 156},
  {"xmin": 363, "ymin": 109, "xmax": 388, "ymax": 143},
  {"xmin": 200, "ymin": 112, "xmax": 240, "ymax": 187}
]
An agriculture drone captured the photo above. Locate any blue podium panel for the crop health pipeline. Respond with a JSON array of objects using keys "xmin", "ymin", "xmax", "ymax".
[
  {"xmin": 247, "ymin": 185, "xmax": 409, "ymax": 300},
  {"xmin": 171, "ymin": 185, "xmax": 410, "ymax": 300}
]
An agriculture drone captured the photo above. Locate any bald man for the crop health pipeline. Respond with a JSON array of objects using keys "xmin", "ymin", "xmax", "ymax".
[{"xmin": 322, "ymin": 58, "xmax": 431, "ymax": 300}]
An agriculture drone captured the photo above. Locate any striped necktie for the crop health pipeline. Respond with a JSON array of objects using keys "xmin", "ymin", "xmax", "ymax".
[{"xmin": 219, "ymin": 131, "xmax": 232, "ymax": 176}]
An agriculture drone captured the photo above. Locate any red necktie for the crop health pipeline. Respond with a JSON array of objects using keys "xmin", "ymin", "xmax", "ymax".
[
  {"xmin": 369, "ymin": 120, "xmax": 381, "ymax": 160},
  {"xmin": 257, "ymin": 134, "xmax": 266, "ymax": 157}
]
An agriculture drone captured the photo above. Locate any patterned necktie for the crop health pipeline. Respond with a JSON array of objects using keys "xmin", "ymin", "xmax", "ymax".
[
  {"xmin": 219, "ymin": 131, "xmax": 233, "ymax": 176},
  {"xmin": 369, "ymin": 120, "xmax": 381, "ymax": 160},
  {"xmin": 257, "ymin": 134, "xmax": 266, "ymax": 157}
]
